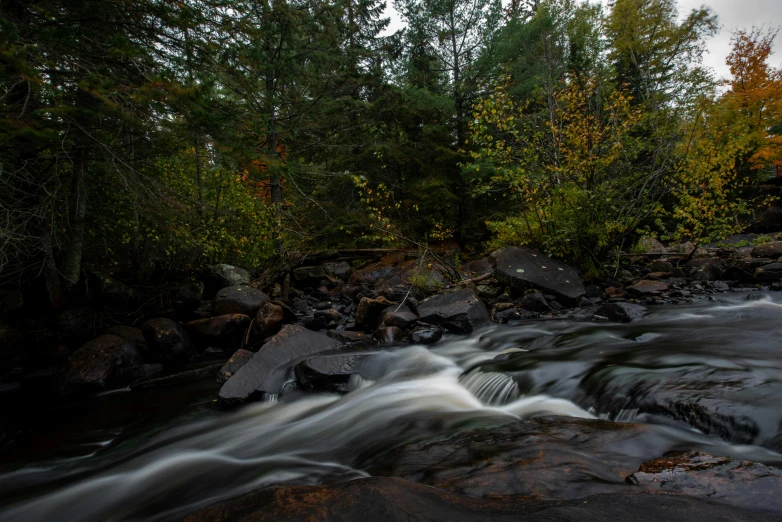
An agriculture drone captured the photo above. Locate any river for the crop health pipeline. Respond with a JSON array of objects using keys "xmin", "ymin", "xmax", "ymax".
[{"xmin": 2, "ymin": 291, "xmax": 782, "ymax": 520}]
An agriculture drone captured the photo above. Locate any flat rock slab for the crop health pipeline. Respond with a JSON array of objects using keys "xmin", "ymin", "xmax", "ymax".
[
  {"xmin": 490, "ymin": 246, "xmax": 585, "ymax": 303},
  {"xmin": 418, "ymin": 288, "xmax": 491, "ymax": 334},
  {"xmin": 218, "ymin": 324, "xmax": 341, "ymax": 404},
  {"xmin": 183, "ymin": 476, "xmax": 782, "ymax": 522},
  {"xmin": 295, "ymin": 353, "xmax": 373, "ymax": 393},
  {"xmin": 628, "ymin": 451, "xmax": 782, "ymax": 513}
]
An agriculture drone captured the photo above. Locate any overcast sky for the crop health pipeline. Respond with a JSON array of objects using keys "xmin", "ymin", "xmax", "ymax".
[{"xmin": 383, "ymin": 0, "xmax": 782, "ymax": 80}]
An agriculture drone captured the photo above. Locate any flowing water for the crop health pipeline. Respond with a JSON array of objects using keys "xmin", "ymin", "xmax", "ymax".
[{"xmin": 2, "ymin": 292, "xmax": 782, "ymax": 520}]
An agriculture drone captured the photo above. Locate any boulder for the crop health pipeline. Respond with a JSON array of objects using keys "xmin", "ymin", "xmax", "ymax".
[
  {"xmin": 417, "ymin": 288, "xmax": 491, "ymax": 334},
  {"xmin": 410, "ymin": 327, "xmax": 443, "ymax": 345},
  {"xmin": 292, "ymin": 266, "xmax": 327, "ymax": 283},
  {"xmin": 627, "ymin": 280, "xmax": 669, "ymax": 297},
  {"xmin": 176, "ymin": 281, "xmax": 204, "ymax": 310},
  {"xmin": 516, "ymin": 292, "xmax": 551, "ymax": 313},
  {"xmin": 594, "ymin": 302, "xmax": 647, "ymax": 323},
  {"xmin": 685, "ymin": 258, "xmax": 725, "ymax": 281},
  {"xmin": 213, "ymin": 285, "xmax": 269, "ymax": 316},
  {"xmin": 218, "ymin": 324, "xmax": 341, "ymax": 404},
  {"xmin": 635, "ymin": 236, "xmax": 667, "ymax": 254},
  {"xmin": 489, "ymin": 246, "xmax": 585, "ymax": 304},
  {"xmin": 295, "ymin": 353, "xmax": 371, "ymax": 393},
  {"xmin": 254, "ymin": 302, "xmax": 285, "ymax": 339},
  {"xmin": 751, "ymin": 241, "xmax": 782, "ymax": 260},
  {"xmin": 323, "ymin": 261, "xmax": 352, "ymax": 279},
  {"xmin": 755, "ymin": 263, "xmax": 782, "ymax": 283},
  {"xmin": 379, "ymin": 311, "xmax": 419, "ymax": 329},
  {"xmin": 217, "ymin": 349, "xmax": 254, "ymax": 384},
  {"xmin": 59, "ymin": 334, "xmax": 144, "ymax": 393},
  {"xmin": 375, "ymin": 326, "xmax": 406, "ymax": 342},
  {"xmin": 141, "ymin": 318, "xmax": 190, "ymax": 364},
  {"xmin": 355, "ymin": 296, "xmax": 395, "ymax": 329},
  {"xmin": 203, "ymin": 264, "xmax": 250, "ymax": 292},
  {"xmin": 186, "ymin": 314, "xmax": 250, "ymax": 347},
  {"xmin": 106, "ymin": 325, "xmax": 148, "ymax": 352}
]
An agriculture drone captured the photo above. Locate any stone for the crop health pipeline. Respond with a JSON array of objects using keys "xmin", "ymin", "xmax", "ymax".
[
  {"xmin": 650, "ymin": 260, "xmax": 674, "ymax": 273},
  {"xmin": 203, "ymin": 264, "xmax": 250, "ymax": 292},
  {"xmin": 55, "ymin": 307, "xmax": 99, "ymax": 339},
  {"xmin": 254, "ymin": 302, "xmax": 285, "ymax": 339},
  {"xmin": 410, "ymin": 327, "xmax": 443, "ymax": 345},
  {"xmin": 59, "ymin": 334, "xmax": 144, "ymax": 394},
  {"xmin": 516, "ymin": 292, "xmax": 551, "ymax": 313},
  {"xmin": 604, "ymin": 286, "xmax": 627, "ymax": 299},
  {"xmin": 375, "ymin": 326, "xmax": 406, "ymax": 342},
  {"xmin": 379, "ymin": 311, "xmax": 419, "ymax": 329},
  {"xmin": 326, "ymin": 330, "xmax": 373, "ymax": 344},
  {"xmin": 594, "ymin": 302, "xmax": 647, "ymax": 323},
  {"xmin": 722, "ymin": 266, "xmax": 755, "ymax": 284},
  {"xmin": 463, "ymin": 257, "xmax": 493, "ymax": 276},
  {"xmin": 490, "ymin": 246, "xmax": 585, "ymax": 304},
  {"xmin": 292, "ymin": 266, "xmax": 327, "ymax": 282},
  {"xmin": 315, "ymin": 309, "xmax": 340, "ymax": 324},
  {"xmin": 323, "ymin": 261, "xmax": 352, "ymax": 279},
  {"xmin": 213, "ymin": 285, "xmax": 269, "ymax": 316},
  {"xmin": 627, "ymin": 280, "xmax": 668, "ymax": 296},
  {"xmin": 626, "ymin": 451, "xmax": 782, "ymax": 513},
  {"xmin": 184, "ymin": 476, "xmax": 782, "ymax": 522},
  {"xmin": 218, "ymin": 324, "xmax": 341, "ymax": 404},
  {"xmin": 355, "ymin": 296, "xmax": 395, "ymax": 329},
  {"xmin": 295, "ymin": 353, "xmax": 371, "ymax": 393},
  {"xmin": 635, "ymin": 236, "xmax": 667, "ymax": 254},
  {"xmin": 755, "ymin": 263, "xmax": 782, "ymax": 283},
  {"xmin": 186, "ymin": 314, "xmax": 251, "ymax": 347},
  {"xmin": 217, "ymin": 349, "xmax": 254, "ymax": 384},
  {"xmin": 106, "ymin": 325, "xmax": 148, "ymax": 352},
  {"xmin": 87, "ymin": 271, "xmax": 133, "ymax": 304},
  {"xmin": 177, "ymin": 281, "xmax": 204, "ymax": 310},
  {"xmin": 141, "ymin": 318, "xmax": 191, "ymax": 364},
  {"xmin": 710, "ymin": 281, "xmax": 730, "ymax": 292},
  {"xmin": 685, "ymin": 258, "xmax": 725, "ymax": 281},
  {"xmin": 476, "ymin": 284, "xmax": 501, "ymax": 299},
  {"xmin": 417, "ymin": 288, "xmax": 491, "ymax": 334},
  {"xmin": 751, "ymin": 241, "xmax": 782, "ymax": 260}
]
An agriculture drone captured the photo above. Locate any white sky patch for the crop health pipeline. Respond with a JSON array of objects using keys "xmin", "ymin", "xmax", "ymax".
[{"xmin": 381, "ymin": 0, "xmax": 782, "ymax": 81}]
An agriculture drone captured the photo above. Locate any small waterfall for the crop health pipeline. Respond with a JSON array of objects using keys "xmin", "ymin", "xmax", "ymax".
[{"xmin": 459, "ymin": 370, "xmax": 520, "ymax": 405}]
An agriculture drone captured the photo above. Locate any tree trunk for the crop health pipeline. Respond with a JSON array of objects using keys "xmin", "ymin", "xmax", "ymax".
[{"xmin": 63, "ymin": 143, "xmax": 88, "ymax": 287}]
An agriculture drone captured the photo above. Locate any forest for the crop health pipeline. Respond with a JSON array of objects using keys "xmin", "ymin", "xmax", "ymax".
[{"xmin": 2, "ymin": 0, "xmax": 781, "ymax": 299}]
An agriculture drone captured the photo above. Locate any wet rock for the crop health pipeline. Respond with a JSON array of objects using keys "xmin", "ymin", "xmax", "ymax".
[
  {"xmin": 217, "ymin": 349, "xmax": 254, "ymax": 384},
  {"xmin": 177, "ymin": 281, "xmax": 204, "ymax": 310},
  {"xmin": 490, "ymin": 246, "xmax": 585, "ymax": 304},
  {"xmin": 254, "ymin": 302, "xmax": 285, "ymax": 339},
  {"xmin": 594, "ymin": 303, "xmax": 647, "ymax": 323},
  {"xmin": 755, "ymin": 263, "xmax": 782, "ymax": 283},
  {"xmin": 0, "ymin": 290, "xmax": 23, "ymax": 315},
  {"xmin": 293, "ymin": 266, "xmax": 327, "ymax": 283},
  {"xmin": 751, "ymin": 241, "xmax": 782, "ymax": 260},
  {"xmin": 410, "ymin": 327, "xmax": 443, "ymax": 345},
  {"xmin": 141, "ymin": 318, "xmax": 191, "ymax": 364},
  {"xmin": 203, "ymin": 264, "xmax": 250, "ymax": 292},
  {"xmin": 312, "ymin": 301, "xmax": 333, "ymax": 310},
  {"xmin": 59, "ymin": 334, "xmax": 144, "ymax": 393},
  {"xmin": 604, "ymin": 286, "xmax": 627, "ymax": 299},
  {"xmin": 323, "ymin": 261, "xmax": 352, "ymax": 279},
  {"xmin": 379, "ymin": 311, "xmax": 419, "ymax": 329},
  {"xmin": 355, "ymin": 296, "xmax": 395, "ymax": 329},
  {"xmin": 517, "ymin": 292, "xmax": 551, "ymax": 313},
  {"xmin": 685, "ymin": 258, "xmax": 725, "ymax": 281},
  {"xmin": 375, "ymin": 326, "xmax": 406, "ymax": 342},
  {"xmin": 417, "ymin": 288, "xmax": 491, "ymax": 334},
  {"xmin": 295, "ymin": 353, "xmax": 371, "ymax": 392},
  {"xmin": 186, "ymin": 314, "xmax": 251, "ymax": 347},
  {"xmin": 213, "ymin": 285, "xmax": 270, "ymax": 316},
  {"xmin": 106, "ymin": 325, "xmax": 148, "ymax": 352},
  {"xmin": 627, "ymin": 451, "xmax": 782, "ymax": 513},
  {"xmin": 627, "ymin": 280, "xmax": 668, "ymax": 297},
  {"xmin": 218, "ymin": 324, "xmax": 341, "ymax": 404},
  {"xmin": 326, "ymin": 330, "xmax": 374, "ymax": 344},
  {"xmin": 184, "ymin": 476, "xmax": 782, "ymax": 522}
]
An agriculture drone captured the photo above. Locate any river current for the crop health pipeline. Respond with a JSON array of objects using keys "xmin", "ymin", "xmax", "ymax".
[{"xmin": 1, "ymin": 291, "xmax": 782, "ymax": 520}]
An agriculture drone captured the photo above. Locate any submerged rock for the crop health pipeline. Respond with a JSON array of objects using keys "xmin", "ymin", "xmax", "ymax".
[
  {"xmin": 490, "ymin": 246, "xmax": 585, "ymax": 304},
  {"xmin": 218, "ymin": 324, "xmax": 341, "ymax": 404},
  {"xmin": 417, "ymin": 288, "xmax": 490, "ymax": 334}
]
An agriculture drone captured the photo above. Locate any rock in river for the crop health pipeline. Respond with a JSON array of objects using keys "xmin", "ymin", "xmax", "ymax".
[
  {"xmin": 490, "ymin": 246, "xmax": 585, "ymax": 304},
  {"xmin": 295, "ymin": 353, "xmax": 371, "ymax": 393},
  {"xmin": 218, "ymin": 324, "xmax": 341, "ymax": 404},
  {"xmin": 59, "ymin": 334, "xmax": 144, "ymax": 394},
  {"xmin": 417, "ymin": 288, "xmax": 490, "ymax": 334},
  {"xmin": 594, "ymin": 302, "xmax": 647, "ymax": 323}
]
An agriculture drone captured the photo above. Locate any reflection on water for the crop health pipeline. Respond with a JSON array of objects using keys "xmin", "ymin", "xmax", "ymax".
[{"xmin": 1, "ymin": 292, "xmax": 782, "ymax": 521}]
